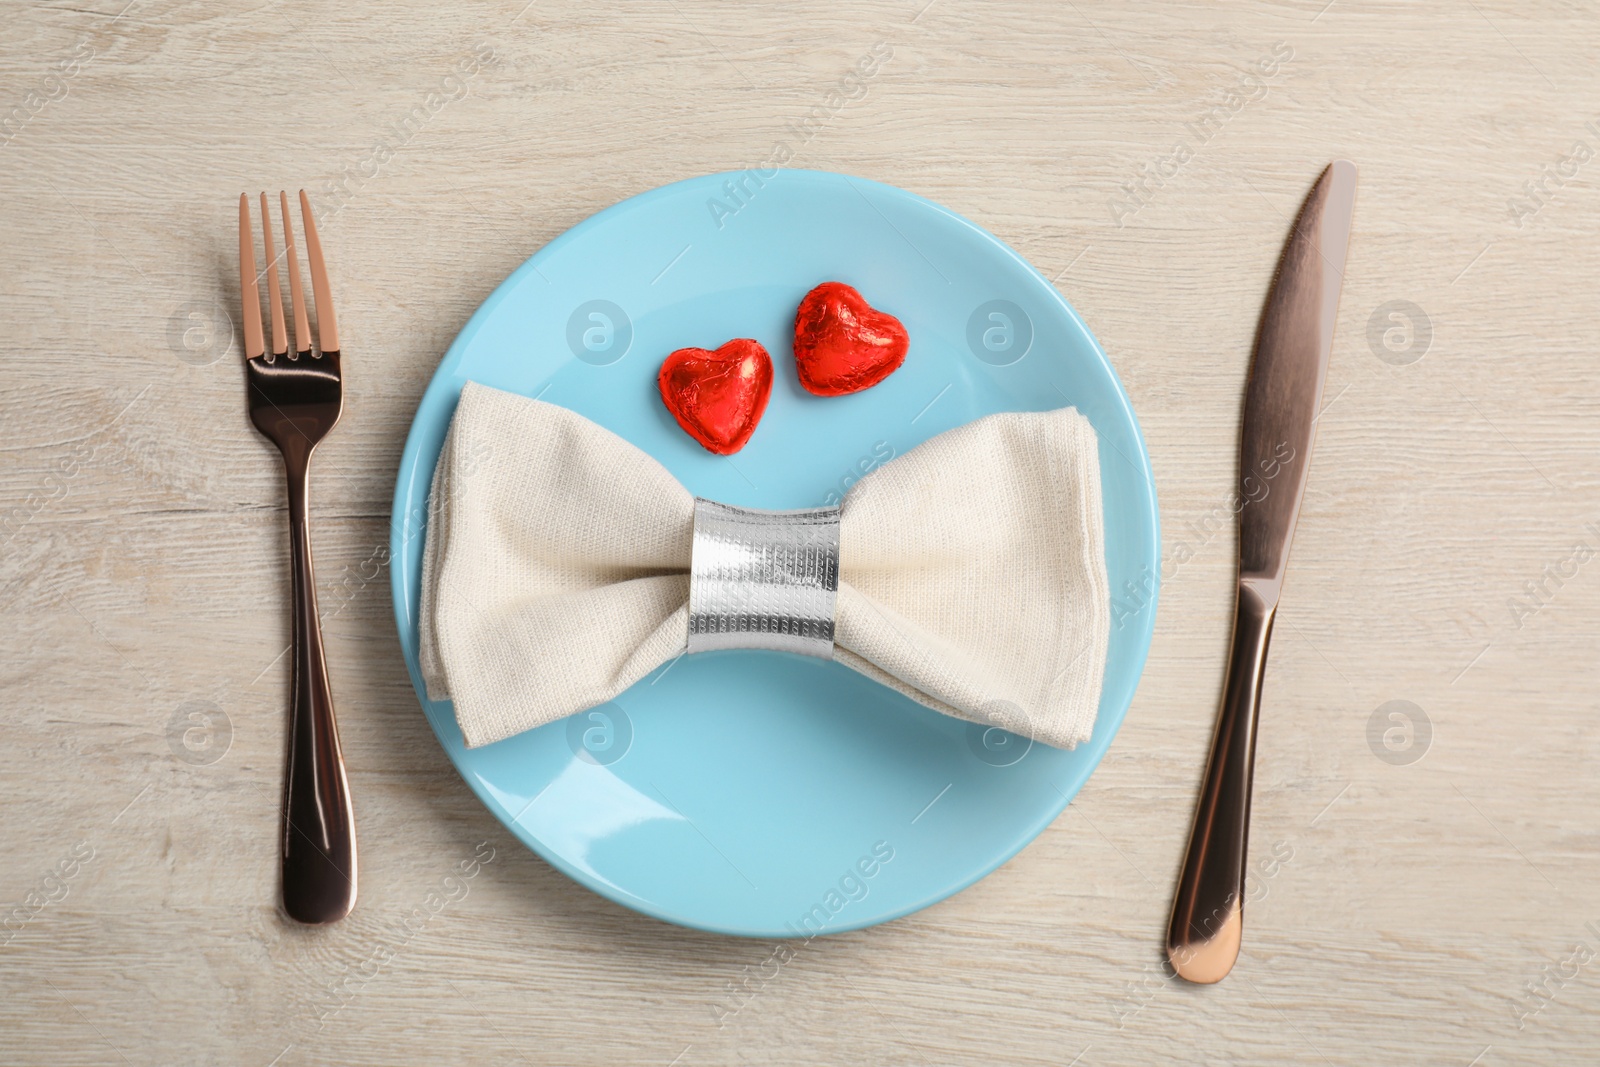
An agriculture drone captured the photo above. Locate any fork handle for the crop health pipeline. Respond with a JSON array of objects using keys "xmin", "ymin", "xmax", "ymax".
[
  {"xmin": 280, "ymin": 453, "xmax": 357, "ymax": 924},
  {"xmin": 1166, "ymin": 581, "xmax": 1276, "ymax": 982}
]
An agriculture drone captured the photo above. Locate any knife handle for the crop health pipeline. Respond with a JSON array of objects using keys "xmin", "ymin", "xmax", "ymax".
[{"xmin": 1166, "ymin": 581, "xmax": 1276, "ymax": 983}]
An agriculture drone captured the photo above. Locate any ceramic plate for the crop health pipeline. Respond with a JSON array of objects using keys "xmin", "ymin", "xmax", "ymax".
[{"xmin": 390, "ymin": 169, "xmax": 1158, "ymax": 937}]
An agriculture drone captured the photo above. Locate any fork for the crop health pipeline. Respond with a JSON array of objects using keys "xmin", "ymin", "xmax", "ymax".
[{"xmin": 239, "ymin": 190, "xmax": 357, "ymax": 924}]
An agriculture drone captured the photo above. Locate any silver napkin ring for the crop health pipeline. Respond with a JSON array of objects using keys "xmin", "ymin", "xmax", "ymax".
[{"xmin": 687, "ymin": 499, "xmax": 841, "ymax": 658}]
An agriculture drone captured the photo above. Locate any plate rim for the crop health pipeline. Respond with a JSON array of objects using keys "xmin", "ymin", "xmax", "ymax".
[{"xmin": 389, "ymin": 168, "xmax": 1161, "ymax": 936}]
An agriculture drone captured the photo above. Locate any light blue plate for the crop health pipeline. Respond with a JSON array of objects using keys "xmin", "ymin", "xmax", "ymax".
[{"xmin": 390, "ymin": 169, "xmax": 1159, "ymax": 937}]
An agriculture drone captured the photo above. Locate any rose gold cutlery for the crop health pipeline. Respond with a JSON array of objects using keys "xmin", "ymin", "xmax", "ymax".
[
  {"xmin": 1166, "ymin": 162, "xmax": 1356, "ymax": 982},
  {"xmin": 239, "ymin": 191, "xmax": 357, "ymax": 924}
]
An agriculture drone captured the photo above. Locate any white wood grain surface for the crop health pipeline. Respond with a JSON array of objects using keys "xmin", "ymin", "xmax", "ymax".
[{"xmin": 3, "ymin": 1, "xmax": 1598, "ymax": 1063}]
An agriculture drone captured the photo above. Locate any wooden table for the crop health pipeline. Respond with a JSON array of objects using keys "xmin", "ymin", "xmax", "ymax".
[{"xmin": 4, "ymin": 2, "xmax": 1597, "ymax": 1063}]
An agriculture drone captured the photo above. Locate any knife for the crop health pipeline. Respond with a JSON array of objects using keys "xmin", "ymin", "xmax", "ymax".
[{"xmin": 1166, "ymin": 161, "xmax": 1357, "ymax": 983}]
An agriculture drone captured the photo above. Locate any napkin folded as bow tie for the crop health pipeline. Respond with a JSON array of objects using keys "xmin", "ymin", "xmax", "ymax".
[{"xmin": 420, "ymin": 381, "xmax": 1110, "ymax": 750}]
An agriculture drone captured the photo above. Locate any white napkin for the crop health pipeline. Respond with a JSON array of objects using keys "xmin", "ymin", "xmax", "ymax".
[{"xmin": 420, "ymin": 381, "xmax": 1110, "ymax": 749}]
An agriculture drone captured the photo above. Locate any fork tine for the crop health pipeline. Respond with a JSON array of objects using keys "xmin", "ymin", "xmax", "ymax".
[
  {"xmin": 279, "ymin": 191, "xmax": 312, "ymax": 357},
  {"xmin": 260, "ymin": 193, "xmax": 288, "ymax": 357},
  {"xmin": 238, "ymin": 193, "xmax": 264, "ymax": 360},
  {"xmin": 299, "ymin": 190, "xmax": 339, "ymax": 354}
]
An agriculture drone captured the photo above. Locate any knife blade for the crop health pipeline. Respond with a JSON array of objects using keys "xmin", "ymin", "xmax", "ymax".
[{"xmin": 1166, "ymin": 160, "xmax": 1357, "ymax": 983}]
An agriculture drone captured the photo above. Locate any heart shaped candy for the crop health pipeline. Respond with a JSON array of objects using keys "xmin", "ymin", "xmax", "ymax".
[
  {"xmin": 792, "ymin": 282, "xmax": 909, "ymax": 396},
  {"xmin": 657, "ymin": 338, "xmax": 773, "ymax": 455}
]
